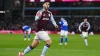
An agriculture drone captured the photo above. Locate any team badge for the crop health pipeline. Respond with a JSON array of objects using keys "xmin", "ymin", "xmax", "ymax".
[{"xmin": 43, "ymin": 14, "xmax": 45, "ymax": 16}]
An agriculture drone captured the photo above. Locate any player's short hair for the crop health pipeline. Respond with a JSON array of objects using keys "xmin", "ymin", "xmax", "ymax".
[
  {"xmin": 84, "ymin": 18, "xmax": 87, "ymax": 20},
  {"xmin": 61, "ymin": 17, "xmax": 64, "ymax": 19},
  {"xmin": 44, "ymin": 0, "xmax": 49, "ymax": 3},
  {"xmin": 43, "ymin": 1, "xmax": 50, "ymax": 5}
]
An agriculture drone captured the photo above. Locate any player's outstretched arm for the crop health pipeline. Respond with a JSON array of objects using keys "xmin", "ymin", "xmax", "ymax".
[
  {"xmin": 79, "ymin": 22, "xmax": 83, "ymax": 32},
  {"xmin": 87, "ymin": 22, "xmax": 90, "ymax": 31},
  {"xmin": 50, "ymin": 13, "xmax": 58, "ymax": 28},
  {"xmin": 35, "ymin": 10, "xmax": 42, "ymax": 21}
]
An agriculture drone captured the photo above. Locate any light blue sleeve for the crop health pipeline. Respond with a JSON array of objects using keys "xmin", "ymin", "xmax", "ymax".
[
  {"xmin": 35, "ymin": 10, "xmax": 42, "ymax": 21},
  {"xmin": 50, "ymin": 13, "xmax": 57, "ymax": 27},
  {"xmin": 35, "ymin": 16, "xmax": 40, "ymax": 21},
  {"xmin": 87, "ymin": 22, "xmax": 90, "ymax": 30},
  {"xmin": 79, "ymin": 22, "xmax": 84, "ymax": 31}
]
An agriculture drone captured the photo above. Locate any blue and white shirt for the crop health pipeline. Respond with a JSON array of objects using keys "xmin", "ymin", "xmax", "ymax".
[
  {"xmin": 22, "ymin": 25, "xmax": 31, "ymax": 31},
  {"xmin": 59, "ymin": 19, "xmax": 68, "ymax": 31}
]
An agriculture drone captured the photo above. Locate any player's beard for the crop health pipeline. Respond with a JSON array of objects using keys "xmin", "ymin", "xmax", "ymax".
[
  {"xmin": 44, "ymin": 6, "xmax": 49, "ymax": 11},
  {"xmin": 84, "ymin": 21, "xmax": 87, "ymax": 23}
]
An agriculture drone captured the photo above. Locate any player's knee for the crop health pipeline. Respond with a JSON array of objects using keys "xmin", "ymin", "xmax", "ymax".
[
  {"xmin": 46, "ymin": 39, "xmax": 52, "ymax": 45},
  {"xmin": 24, "ymin": 33, "xmax": 27, "ymax": 36},
  {"xmin": 61, "ymin": 35, "xmax": 64, "ymax": 37},
  {"xmin": 65, "ymin": 35, "xmax": 68, "ymax": 37},
  {"xmin": 84, "ymin": 37, "xmax": 87, "ymax": 39},
  {"xmin": 28, "ymin": 33, "xmax": 30, "ymax": 34},
  {"xmin": 28, "ymin": 33, "xmax": 29, "ymax": 34},
  {"xmin": 49, "ymin": 40, "xmax": 52, "ymax": 45},
  {"xmin": 50, "ymin": 40, "xmax": 52, "ymax": 44}
]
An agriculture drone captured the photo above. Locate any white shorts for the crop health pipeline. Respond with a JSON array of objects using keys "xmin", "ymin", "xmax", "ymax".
[
  {"xmin": 82, "ymin": 32, "xmax": 88, "ymax": 37},
  {"xmin": 60, "ymin": 30, "xmax": 68, "ymax": 36},
  {"xmin": 24, "ymin": 28, "xmax": 31, "ymax": 34},
  {"xmin": 34, "ymin": 31, "xmax": 50, "ymax": 41}
]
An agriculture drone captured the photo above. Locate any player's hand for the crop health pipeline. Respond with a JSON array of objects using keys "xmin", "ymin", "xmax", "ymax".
[
  {"xmin": 55, "ymin": 25, "xmax": 58, "ymax": 28},
  {"xmin": 86, "ymin": 29, "xmax": 88, "ymax": 31}
]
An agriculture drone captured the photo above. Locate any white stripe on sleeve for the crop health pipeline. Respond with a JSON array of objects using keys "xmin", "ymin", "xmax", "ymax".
[{"xmin": 79, "ymin": 22, "xmax": 84, "ymax": 31}]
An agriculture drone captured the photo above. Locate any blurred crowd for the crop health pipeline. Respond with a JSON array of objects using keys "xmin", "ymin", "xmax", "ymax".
[
  {"xmin": 0, "ymin": 2, "xmax": 100, "ymax": 32},
  {"xmin": 0, "ymin": 16, "xmax": 100, "ymax": 32},
  {"xmin": 26, "ymin": 2, "xmax": 100, "ymax": 7}
]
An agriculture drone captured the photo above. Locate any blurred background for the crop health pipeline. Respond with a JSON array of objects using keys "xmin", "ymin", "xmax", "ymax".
[{"xmin": 0, "ymin": 0, "xmax": 100, "ymax": 33}]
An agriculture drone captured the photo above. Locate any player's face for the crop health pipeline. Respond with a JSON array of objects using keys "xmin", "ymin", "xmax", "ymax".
[
  {"xmin": 84, "ymin": 19, "xmax": 87, "ymax": 23},
  {"xmin": 43, "ymin": 2, "xmax": 50, "ymax": 10}
]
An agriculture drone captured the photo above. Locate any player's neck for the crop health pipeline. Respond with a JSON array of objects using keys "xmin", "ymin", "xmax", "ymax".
[
  {"xmin": 43, "ymin": 8, "xmax": 48, "ymax": 11},
  {"xmin": 45, "ymin": 9, "xmax": 48, "ymax": 11}
]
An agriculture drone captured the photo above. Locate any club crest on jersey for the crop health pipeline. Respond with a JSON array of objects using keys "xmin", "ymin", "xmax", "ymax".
[{"xmin": 43, "ymin": 14, "xmax": 45, "ymax": 16}]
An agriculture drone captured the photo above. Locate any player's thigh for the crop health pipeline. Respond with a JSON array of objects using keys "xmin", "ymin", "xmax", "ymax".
[
  {"xmin": 60, "ymin": 30, "xmax": 65, "ymax": 36},
  {"xmin": 34, "ymin": 35, "xmax": 40, "ymax": 41},
  {"xmin": 82, "ymin": 32, "xmax": 88, "ymax": 37},
  {"xmin": 64, "ymin": 31, "xmax": 68, "ymax": 37},
  {"xmin": 23, "ymin": 31, "xmax": 27, "ymax": 35},
  {"xmin": 28, "ymin": 28, "xmax": 31, "ymax": 34},
  {"xmin": 45, "ymin": 39, "xmax": 52, "ymax": 45},
  {"xmin": 31, "ymin": 39, "xmax": 39, "ymax": 47},
  {"xmin": 24, "ymin": 31, "xmax": 27, "ymax": 34},
  {"xmin": 85, "ymin": 32, "xmax": 88, "ymax": 37},
  {"xmin": 38, "ymin": 31, "xmax": 51, "ymax": 41}
]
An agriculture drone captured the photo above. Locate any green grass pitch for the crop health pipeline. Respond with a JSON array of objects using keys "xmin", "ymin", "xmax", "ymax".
[{"xmin": 0, "ymin": 34, "xmax": 100, "ymax": 56}]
